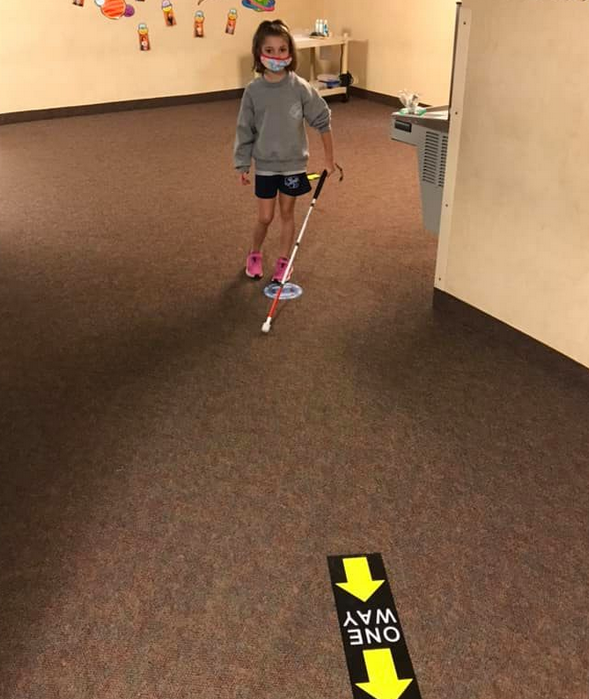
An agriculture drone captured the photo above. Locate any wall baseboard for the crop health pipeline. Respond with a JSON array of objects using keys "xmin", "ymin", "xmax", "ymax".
[
  {"xmin": 433, "ymin": 289, "xmax": 589, "ymax": 384},
  {"xmin": 349, "ymin": 87, "xmax": 403, "ymax": 109},
  {"xmin": 0, "ymin": 88, "xmax": 245, "ymax": 126},
  {"xmin": 1, "ymin": 85, "xmax": 406, "ymax": 126}
]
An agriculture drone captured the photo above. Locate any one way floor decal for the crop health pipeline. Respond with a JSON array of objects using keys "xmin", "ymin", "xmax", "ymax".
[{"xmin": 327, "ymin": 554, "xmax": 422, "ymax": 699}]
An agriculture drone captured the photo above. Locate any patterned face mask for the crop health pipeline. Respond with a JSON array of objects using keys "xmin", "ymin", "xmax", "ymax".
[{"xmin": 260, "ymin": 54, "xmax": 292, "ymax": 72}]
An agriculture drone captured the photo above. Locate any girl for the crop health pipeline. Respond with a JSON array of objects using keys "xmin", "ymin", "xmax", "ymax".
[{"xmin": 234, "ymin": 19, "xmax": 336, "ymax": 282}]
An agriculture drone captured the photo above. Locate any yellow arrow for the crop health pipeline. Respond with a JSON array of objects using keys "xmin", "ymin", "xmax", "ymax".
[
  {"xmin": 336, "ymin": 557, "xmax": 385, "ymax": 602},
  {"xmin": 356, "ymin": 648, "xmax": 413, "ymax": 699}
]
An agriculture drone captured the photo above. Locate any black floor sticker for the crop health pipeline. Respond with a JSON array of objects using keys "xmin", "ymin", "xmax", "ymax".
[{"xmin": 327, "ymin": 554, "xmax": 422, "ymax": 699}]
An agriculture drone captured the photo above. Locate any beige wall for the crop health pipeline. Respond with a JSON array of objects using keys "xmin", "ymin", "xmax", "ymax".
[
  {"xmin": 323, "ymin": 0, "xmax": 457, "ymax": 105},
  {"xmin": 0, "ymin": 0, "xmax": 320, "ymax": 113},
  {"xmin": 438, "ymin": 0, "xmax": 589, "ymax": 368},
  {"xmin": 0, "ymin": 1, "xmax": 461, "ymax": 114}
]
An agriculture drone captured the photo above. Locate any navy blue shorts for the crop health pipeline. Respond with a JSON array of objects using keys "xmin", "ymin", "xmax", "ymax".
[{"xmin": 255, "ymin": 173, "xmax": 312, "ymax": 199}]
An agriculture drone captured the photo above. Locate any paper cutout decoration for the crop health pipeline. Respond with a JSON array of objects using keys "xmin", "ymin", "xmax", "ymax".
[
  {"xmin": 94, "ymin": 0, "xmax": 136, "ymax": 19},
  {"xmin": 194, "ymin": 10, "xmax": 205, "ymax": 37},
  {"xmin": 73, "ymin": 0, "xmax": 85, "ymax": 7},
  {"xmin": 241, "ymin": 0, "xmax": 275, "ymax": 12},
  {"xmin": 138, "ymin": 22, "xmax": 151, "ymax": 50},
  {"xmin": 95, "ymin": 0, "xmax": 126, "ymax": 19},
  {"xmin": 226, "ymin": 8, "xmax": 238, "ymax": 34},
  {"xmin": 162, "ymin": 0, "xmax": 177, "ymax": 26}
]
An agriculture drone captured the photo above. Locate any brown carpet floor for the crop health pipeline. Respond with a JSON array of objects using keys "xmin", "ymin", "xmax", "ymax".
[{"xmin": 0, "ymin": 98, "xmax": 588, "ymax": 699}]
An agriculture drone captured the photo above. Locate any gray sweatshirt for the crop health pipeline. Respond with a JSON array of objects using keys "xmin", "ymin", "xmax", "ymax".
[{"xmin": 234, "ymin": 72, "xmax": 332, "ymax": 174}]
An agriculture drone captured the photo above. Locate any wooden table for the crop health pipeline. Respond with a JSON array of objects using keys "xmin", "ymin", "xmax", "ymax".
[{"xmin": 294, "ymin": 35, "xmax": 350, "ymax": 101}]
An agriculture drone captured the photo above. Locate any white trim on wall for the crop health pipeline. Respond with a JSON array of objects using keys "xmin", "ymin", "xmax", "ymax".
[{"xmin": 434, "ymin": 6, "xmax": 472, "ymax": 291}]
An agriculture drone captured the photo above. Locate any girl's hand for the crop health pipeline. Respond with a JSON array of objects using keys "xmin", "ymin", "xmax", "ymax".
[
  {"xmin": 240, "ymin": 172, "xmax": 251, "ymax": 186},
  {"xmin": 324, "ymin": 160, "xmax": 336, "ymax": 177}
]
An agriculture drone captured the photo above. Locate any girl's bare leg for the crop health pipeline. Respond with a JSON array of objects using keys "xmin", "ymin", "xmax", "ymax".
[
  {"xmin": 278, "ymin": 191, "xmax": 296, "ymax": 259},
  {"xmin": 252, "ymin": 197, "xmax": 276, "ymax": 251}
]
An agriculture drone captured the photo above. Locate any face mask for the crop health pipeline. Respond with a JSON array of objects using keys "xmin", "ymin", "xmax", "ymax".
[{"xmin": 260, "ymin": 54, "xmax": 292, "ymax": 73}]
